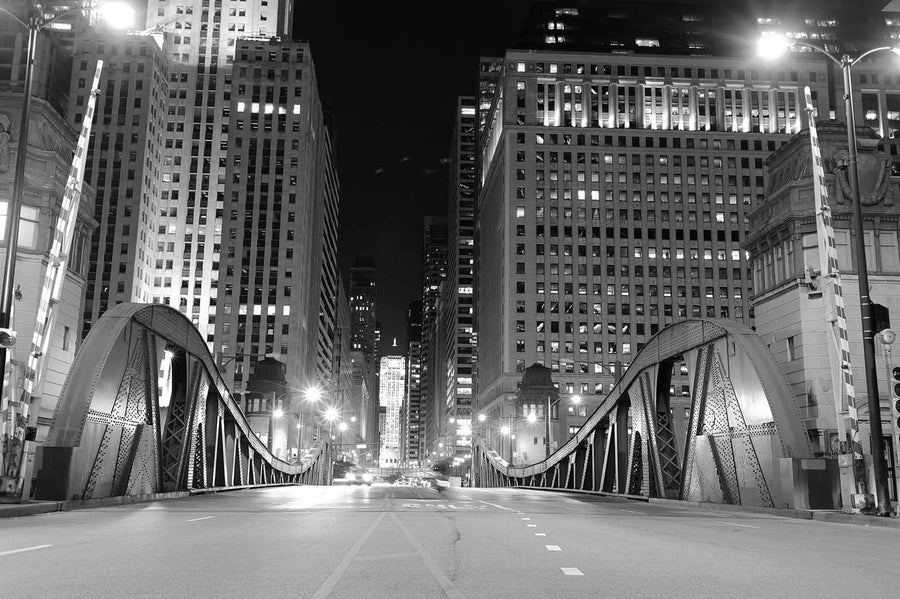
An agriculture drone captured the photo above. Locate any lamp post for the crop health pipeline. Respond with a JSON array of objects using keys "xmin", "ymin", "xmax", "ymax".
[
  {"xmin": 758, "ymin": 34, "xmax": 896, "ymax": 515},
  {"xmin": 268, "ymin": 407, "xmax": 283, "ymax": 453},
  {"xmin": 544, "ymin": 394, "xmax": 580, "ymax": 458},
  {"xmin": 0, "ymin": 1, "xmax": 134, "ymax": 378}
]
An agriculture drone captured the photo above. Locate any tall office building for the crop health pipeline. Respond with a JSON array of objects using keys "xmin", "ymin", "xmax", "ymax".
[
  {"xmin": 72, "ymin": 32, "xmax": 168, "ymax": 339},
  {"xmin": 419, "ymin": 217, "xmax": 447, "ymax": 460},
  {"xmin": 378, "ymin": 349, "xmax": 406, "ymax": 468},
  {"xmin": 317, "ymin": 115, "xmax": 341, "ymax": 385},
  {"xmin": 433, "ymin": 97, "xmax": 478, "ymax": 459},
  {"xmin": 214, "ymin": 38, "xmax": 337, "ymax": 404},
  {"xmin": 404, "ymin": 300, "xmax": 423, "ymax": 466},
  {"xmin": 349, "ymin": 256, "xmax": 377, "ymax": 354},
  {"xmin": 331, "ymin": 280, "xmax": 357, "ymax": 447},
  {"xmin": 474, "ymin": 1, "xmax": 900, "ymax": 455},
  {"xmin": 143, "ymin": 0, "xmax": 291, "ymax": 349}
]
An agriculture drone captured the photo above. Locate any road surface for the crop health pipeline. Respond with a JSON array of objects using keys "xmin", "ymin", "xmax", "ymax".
[{"xmin": 1, "ymin": 484, "xmax": 896, "ymax": 597}]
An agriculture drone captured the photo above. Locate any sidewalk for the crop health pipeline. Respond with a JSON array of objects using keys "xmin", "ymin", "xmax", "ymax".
[{"xmin": 0, "ymin": 491, "xmax": 191, "ymax": 519}]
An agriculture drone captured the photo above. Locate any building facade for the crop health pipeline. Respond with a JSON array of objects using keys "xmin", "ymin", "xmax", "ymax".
[
  {"xmin": 475, "ymin": 3, "xmax": 900, "ymax": 457},
  {"xmin": 378, "ymin": 350, "xmax": 405, "ymax": 468},
  {"xmin": 213, "ymin": 38, "xmax": 335, "ymax": 415},
  {"xmin": 404, "ymin": 300, "xmax": 423, "ymax": 466},
  {"xmin": 72, "ymin": 32, "xmax": 168, "ymax": 340}
]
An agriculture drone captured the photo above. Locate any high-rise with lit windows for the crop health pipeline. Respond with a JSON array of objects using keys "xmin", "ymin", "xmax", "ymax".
[
  {"xmin": 378, "ymin": 350, "xmax": 405, "ymax": 468},
  {"xmin": 214, "ymin": 38, "xmax": 336, "ymax": 403},
  {"xmin": 143, "ymin": 0, "xmax": 291, "ymax": 357},
  {"xmin": 73, "ymin": 31, "xmax": 168, "ymax": 340},
  {"xmin": 474, "ymin": 1, "xmax": 900, "ymax": 449}
]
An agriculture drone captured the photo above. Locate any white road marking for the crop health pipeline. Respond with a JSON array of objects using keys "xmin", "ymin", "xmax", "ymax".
[
  {"xmin": 0, "ymin": 544, "xmax": 52, "ymax": 557},
  {"xmin": 521, "ymin": 517, "xmax": 531, "ymax": 521},
  {"xmin": 187, "ymin": 516, "xmax": 214, "ymax": 522},
  {"xmin": 561, "ymin": 567, "xmax": 584, "ymax": 576},
  {"xmin": 535, "ymin": 533, "xmax": 547, "ymax": 537},
  {"xmin": 474, "ymin": 499, "xmax": 517, "ymax": 512},
  {"xmin": 313, "ymin": 512, "xmax": 387, "ymax": 599},
  {"xmin": 354, "ymin": 552, "xmax": 419, "ymax": 562},
  {"xmin": 390, "ymin": 513, "xmax": 466, "ymax": 599},
  {"xmin": 718, "ymin": 521, "xmax": 760, "ymax": 529},
  {"xmin": 619, "ymin": 509, "xmax": 644, "ymax": 515},
  {"xmin": 546, "ymin": 545, "xmax": 562, "ymax": 551},
  {"xmin": 526, "ymin": 524, "xmax": 537, "ymax": 528}
]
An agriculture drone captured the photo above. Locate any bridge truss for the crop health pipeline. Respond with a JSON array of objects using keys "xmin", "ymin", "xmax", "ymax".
[
  {"xmin": 35, "ymin": 303, "xmax": 331, "ymax": 500},
  {"xmin": 473, "ymin": 320, "xmax": 813, "ymax": 508}
]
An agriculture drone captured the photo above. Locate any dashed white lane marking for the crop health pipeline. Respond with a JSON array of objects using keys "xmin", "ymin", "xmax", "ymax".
[
  {"xmin": 535, "ymin": 533, "xmax": 547, "ymax": 537},
  {"xmin": 354, "ymin": 552, "xmax": 418, "ymax": 562},
  {"xmin": 546, "ymin": 545, "xmax": 562, "ymax": 551},
  {"xmin": 526, "ymin": 524, "xmax": 537, "ymax": 528},
  {"xmin": 718, "ymin": 521, "xmax": 760, "ymax": 529},
  {"xmin": 619, "ymin": 509, "xmax": 644, "ymax": 515},
  {"xmin": 187, "ymin": 516, "xmax": 214, "ymax": 522},
  {"xmin": 521, "ymin": 517, "xmax": 531, "ymax": 521},
  {"xmin": 561, "ymin": 567, "xmax": 584, "ymax": 576},
  {"xmin": 0, "ymin": 545, "xmax": 52, "ymax": 557}
]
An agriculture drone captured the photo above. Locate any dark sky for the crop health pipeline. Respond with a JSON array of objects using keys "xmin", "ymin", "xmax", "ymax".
[{"xmin": 294, "ymin": 1, "xmax": 535, "ymax": 351}]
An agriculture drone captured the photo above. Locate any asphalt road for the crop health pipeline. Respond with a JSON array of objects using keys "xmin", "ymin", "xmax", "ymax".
[{"xmin": 1, "ymin": 484, "xmax": 896, "ymax": 598}]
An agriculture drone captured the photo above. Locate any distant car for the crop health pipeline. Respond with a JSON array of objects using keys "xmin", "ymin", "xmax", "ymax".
[
  {"xmin": 346, "ymin": 468, "xmax": 373, "ymax": 486},
  {"xmin": 393, "ymin": 477, "xmax": 412, "ymax": 486}
]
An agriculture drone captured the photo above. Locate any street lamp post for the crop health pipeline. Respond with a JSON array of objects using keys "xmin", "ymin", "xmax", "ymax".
[
  {"xmin": 759, "ymin": 34, "xmax": 895, "ymax": 514},
  {"xmin": 0, "ymin": 1, "xmax": 133, "ymax": 379}
]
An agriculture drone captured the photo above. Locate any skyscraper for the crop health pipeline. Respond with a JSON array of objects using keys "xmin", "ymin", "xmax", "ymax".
[
  {"xmin": 404, "ymin": 300, "xmax": 423, "ymax": 466},
  {"xmin": 349, "ymin": 256, "xmax": 379, "ymax": 450},
  {"xmin": 434, "ymin": 97, "xmax": 477, "ymax": 459},
  {"xmin": 419, "ymin": 217, "xmax": 447, "ymax": 460},
  {"xmin": 378, "ymin": 349, "xmax": 405, "ymax": 468},
  {"xmin": 213, "ymin": 38, "xmax": 337, "ymax": 403},
  {"xmin": 473, "ymin": 1, "xmax": 900, "ymax": 455},
  {"xmin": 72, "ymin": 32, "xmax": 168, "ymax": 339}
]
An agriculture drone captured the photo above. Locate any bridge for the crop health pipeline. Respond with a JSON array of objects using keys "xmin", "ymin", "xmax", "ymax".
[
  {"xmin": 32, "ymin": 303, "xmax": 330, "ymax": 501},
  {"xmin": 473, "ymin": 319, "xmax": 817, "ymax": 510},
  {"xmin": 1, "ymin": 308, "xmax": 897, "ymax": 597}
]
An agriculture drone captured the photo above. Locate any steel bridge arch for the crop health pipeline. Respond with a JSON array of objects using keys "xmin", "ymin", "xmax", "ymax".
[
  {"xmin": 35, "ymin": 303, "xmax": 331, "ymax": 500},
  {"xmin": 473, "ymin": 319, "xmax": 813, "ymax": 508}
]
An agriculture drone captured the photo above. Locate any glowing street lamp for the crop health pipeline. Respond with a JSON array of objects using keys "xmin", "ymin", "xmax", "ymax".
[{"xmin": 757, "ymin": 32, "xmax": 897, "ymax": 515}]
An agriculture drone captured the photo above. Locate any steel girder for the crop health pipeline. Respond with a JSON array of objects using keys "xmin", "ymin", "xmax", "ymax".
[
  {"xmin": 474, "ymin": 319, "xmax": 811, "ymax": 508},
  {"xmin": 35, "ymin": 303, "xmax": 331, "ymax": 501}
]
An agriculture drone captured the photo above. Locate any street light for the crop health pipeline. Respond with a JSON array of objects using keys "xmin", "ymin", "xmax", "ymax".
[
  {"xmin": 0, "ymin": 1, "xmax": 134, "ymax": 376},
  {"xmin": 758, "ymin": 33, "xmax": 896, "ymax": 515},
  {"xmin": 268, "ymin": 407, "xmax": 283, "ymax": 452}
]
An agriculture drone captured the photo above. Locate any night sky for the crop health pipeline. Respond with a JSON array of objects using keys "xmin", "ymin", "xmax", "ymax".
[{"xmin": 293, "ymin": 1, "xmax": 535, "ymax": 351}]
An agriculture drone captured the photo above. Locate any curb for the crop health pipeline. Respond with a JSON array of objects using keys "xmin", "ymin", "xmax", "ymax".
[
  {"xmin": 0, "ymin": 491, "xmax": 191, "ymax": 519},
  {"xmin": 0, "ymin": 483, "xmax": 303, "ymax": 519},
  {"xmin": 512, "ymin": 486, "xmax": 900, "ymax": 529}
]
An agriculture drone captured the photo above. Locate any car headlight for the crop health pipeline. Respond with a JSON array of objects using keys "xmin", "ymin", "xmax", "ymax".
[
  {"xmin": 346, "ymin": 472, "xmax": 356, "ymax": 481},
  {"xmin": 362, "ymin": 472, "xmax": 373, "ymax": 482}
]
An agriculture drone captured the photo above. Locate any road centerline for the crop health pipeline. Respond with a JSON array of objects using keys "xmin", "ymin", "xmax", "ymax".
[
  {"xmin": 0, "ymin": 545, "xmax": 52, "ymax": 557},
  {"xmin": 187, "ymin": 516, "xmax": 214, "ymax": 522},
  {"xmin": 717, "ymin": 521, "xmax": 760, "ymax": 529}
]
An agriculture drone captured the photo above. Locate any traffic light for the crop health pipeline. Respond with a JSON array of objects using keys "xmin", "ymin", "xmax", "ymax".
[{"xmin": 0, "ymin": 328, "xmax": 16, "ymax": 348}]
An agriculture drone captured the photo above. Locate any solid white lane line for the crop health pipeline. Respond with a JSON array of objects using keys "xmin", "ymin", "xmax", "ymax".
[
  {"xmin": 535, "ymin": 533, "xmax": 547, "ymax": 537},
  {"xmin": 546, "ymin": 545, "xmax": 562, "ymax": 551},
  {"xmin": 353, "ymin": 552, "xmax": 419, "ymax": 562},
  {"xmin": 561, "ymin": 567, "xmax": 584, "ymax": 576},
  {"xmin": 718, "ymin": 521, "xmax": 760, "ymax": 529},
  {"xmin": 187, "ymin": 516, "xmax": 214, "ymax": 522},
  {"xmin": 0, "ymin": 544, "xmax": 52, "ymax": 557},
  {"xmin": 474, "ymin": 499, "xmax": 517, "ymax": 512},
  {"xmin": 619, "ymin": 509, "xmax": 644, "ymax": 515},
  {"xmin": 312, "ymin": 511, "xmax": 387, "ymax": 599},
  {"xmin": 390, "ymin": 513, "xmax": 466, "ymax": 599}
]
